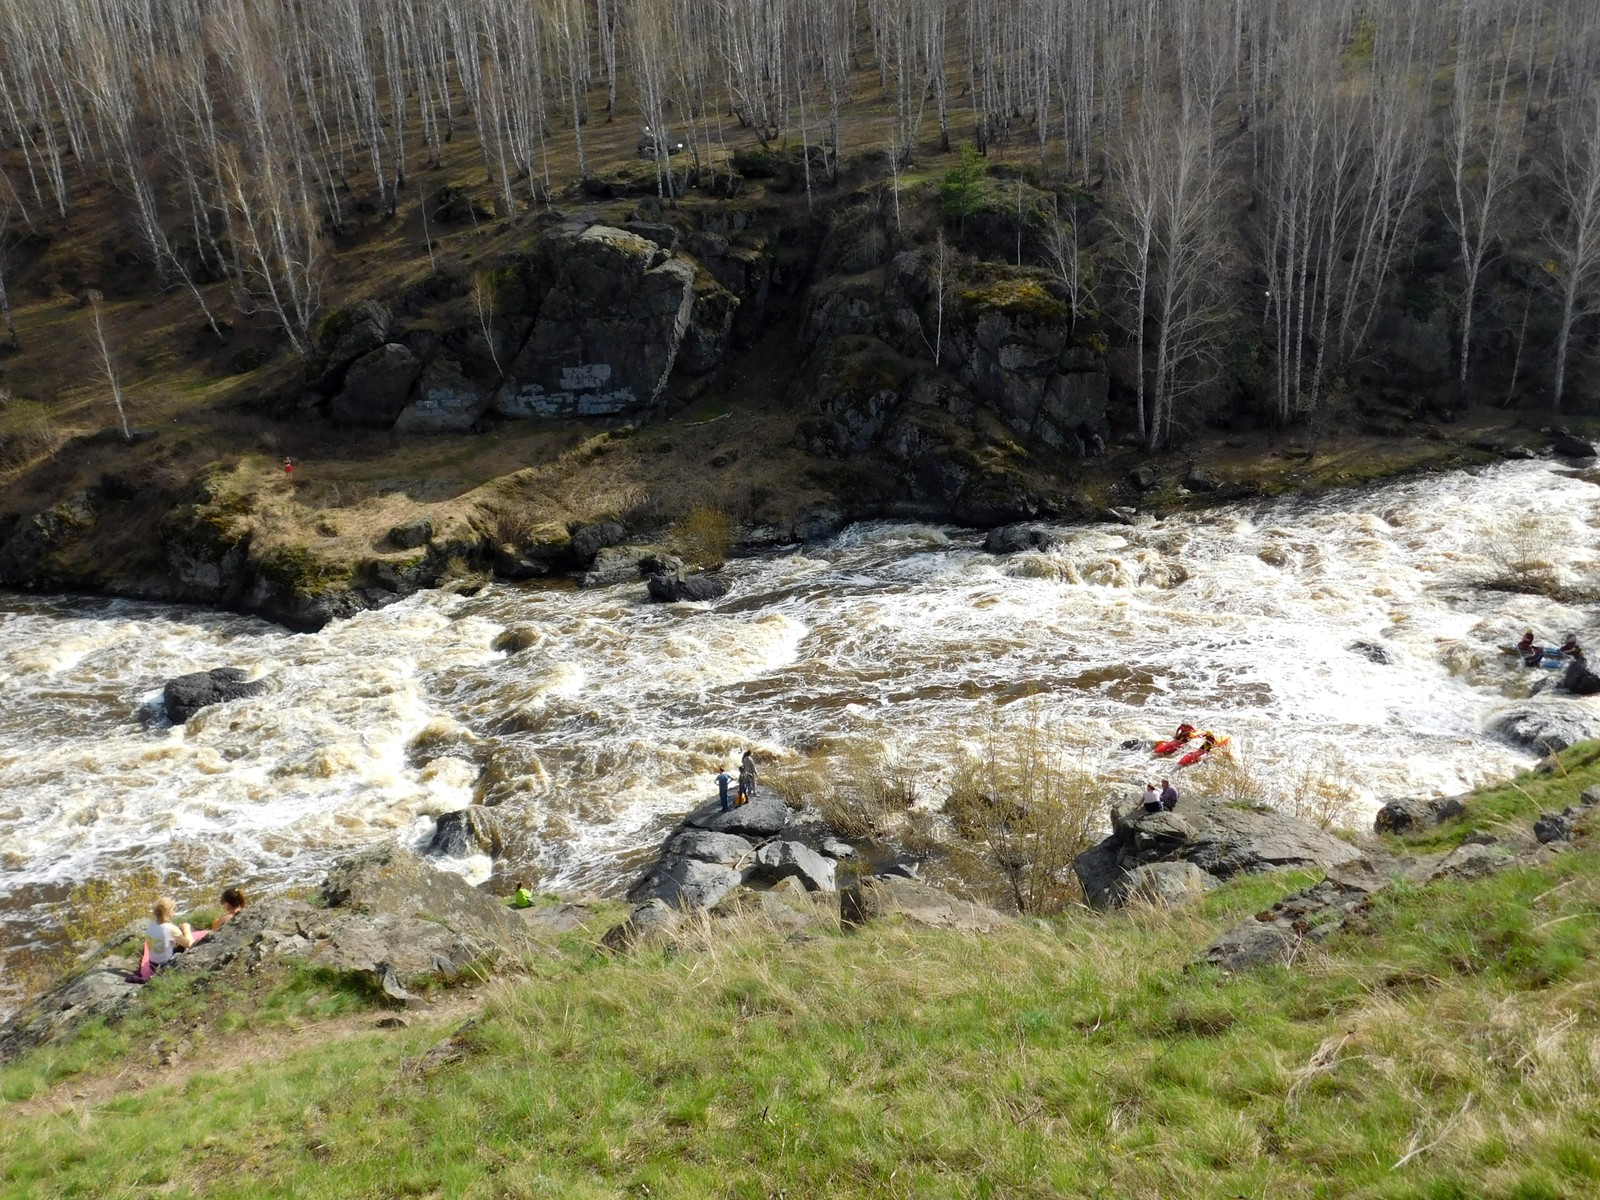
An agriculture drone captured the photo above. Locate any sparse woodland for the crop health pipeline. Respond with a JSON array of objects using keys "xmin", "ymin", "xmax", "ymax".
[{"xmin": 1, "ymin": 0, "xmax": 1599, "ymax": 446}]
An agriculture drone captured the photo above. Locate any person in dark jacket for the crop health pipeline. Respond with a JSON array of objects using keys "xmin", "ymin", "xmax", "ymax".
[
  {"xmin": 737, "ymin": 750, "xmax": 757, "ymax": 806},
  {"xmin": 1159, "ymin": 779, "xmax": 1179, "ymax": 811}
]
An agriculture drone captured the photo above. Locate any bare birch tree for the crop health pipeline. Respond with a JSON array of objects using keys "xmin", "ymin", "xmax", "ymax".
[{"xmin": 1543, "ymin": 84, "xmax": 1600, "ymax": 410}]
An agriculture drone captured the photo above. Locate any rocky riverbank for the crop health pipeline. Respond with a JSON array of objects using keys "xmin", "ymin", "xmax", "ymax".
[{"xmin": 3, "ymin": 194, "xmax": 1591, "ymax": 633}]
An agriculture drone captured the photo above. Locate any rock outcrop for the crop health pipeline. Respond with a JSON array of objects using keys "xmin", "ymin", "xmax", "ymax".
[
  {"xmin": 496, "ymin": 225, "xmax": 711, "ymax": 418},
  {"xmin": 1073, "ymin": 797, "xmax": 1365, "ymax": 911},
  {"xmin": 330, "ymin": 343, "xmax": 423, "ymax": 427},
  {"xmin": 395, "ymin": 360, "xmax": 488, "ymax": 433},
  {"xmin": 0, "ymin": 846, "xmax": 521, "ymax": 1062},
  {"xmin": 1373, "ymin": 795, "xmax": 1466, "ymax": 835},
  {"xmin": 162, "ymin": 667, "xmax": 268, "ymax": 723}
]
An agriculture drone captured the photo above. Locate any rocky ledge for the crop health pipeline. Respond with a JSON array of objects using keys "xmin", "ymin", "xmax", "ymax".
[
  {"xmin": 1072, "ymin": 796, "xmax": 1365, "ymax": 910},
  {"xmin": 0, "ymin": 846, "xmax": 522, "ymax": 1064}
]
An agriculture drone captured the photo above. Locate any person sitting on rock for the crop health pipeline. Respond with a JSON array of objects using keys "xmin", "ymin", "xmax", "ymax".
[
  {"xmin": 715, "ymin": 767, "xmax": 733, "ymax": 813},
  {"xmin": 1142, "ymin": 782, "xmax": 1162, "ymax": 813},
  {"xmin": 211, "ymin": 886, "xmax": 247, "ymax": 931},
  {"xmin": 508, "ymin": 881, "xmax": 534, "ymax": 909},
  {"xmin": 737, "ymin": 749, "xmax": 757, "ymax": 807},
  {"xmin": 148, "ymin": 897, "xmax": 196, "ymax": 968},
  {"xmin": 1160, "ymin": 779, "xmax": 1179, "ymax": 811}
]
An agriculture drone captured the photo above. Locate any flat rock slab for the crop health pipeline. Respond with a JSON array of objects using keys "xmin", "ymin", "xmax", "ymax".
[
  {"xmin": 843, "ymin": 876, "xmax": 1008, "ymax": 933},
  {"xmin": 664, "ymin": 829, "xmax": 756, "ymax": 866},
  {"xmin": 1075, "ymin": 796, "xmax": 1365, "ymax": 910},
  {"xmin": 627, "ymin": 856, "xmax": 743, "ymax": 910},
  {"xmin": 749, "ymin": 840, "xmax": 837, "ymax": 892},
  {"xmin": 516, "ymin": 902, "xmax": 602, "ymax": 935},
  {"xmin": 684, "ymin": 794, "xmax": 791, "ymax": 838}
]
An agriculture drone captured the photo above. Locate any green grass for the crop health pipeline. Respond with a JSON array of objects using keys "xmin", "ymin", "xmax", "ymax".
[{"xmin": 4, "ymin": 819, "xmax": 1600, "ymax": 1198}]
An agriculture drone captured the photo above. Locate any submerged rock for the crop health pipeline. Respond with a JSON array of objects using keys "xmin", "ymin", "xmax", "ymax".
[
  {"xmin": 428, "ymin": 807, "xmax": 504, "ymax": 858},
  {"xmin": 1348, "ymin": 640, "xmax": 1397, "ymax": 665},
  {"xmin": 162, "ymin": 667, "xmax": 267, "ymax": 723},
  {"xmin": 646, "ymin": 573, "xmax": 730, "ymax": 602},
  {"xmin": 982, "ymin": 524, "xmax": 1058, "ymax": 555}
]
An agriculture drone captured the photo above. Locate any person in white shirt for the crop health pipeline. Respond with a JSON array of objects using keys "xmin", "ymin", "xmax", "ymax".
[
  {"xmin": 1141, "ymin": 782, "xmax": 1162, "ymax": 813},
  {"xmin": 147, "ymin": 896, "xmax": 195, "ymax": 966}
]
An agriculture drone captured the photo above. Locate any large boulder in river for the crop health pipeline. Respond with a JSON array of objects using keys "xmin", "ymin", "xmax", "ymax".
[
  {"xmin": 1564, "ymin": 658, "xmax": 1600, "ymax": 696},
  {"xmin": 1073, "ymin": 796, "xmax": 1365, "ymax": 910},
  {"xmin": 428, "ymin": 807, "xmax": 504, "ymax": 858},
  {"xmin": 163, "ymin": 667, "xmax": 267, "ymax": 723},
  {"xmin": 581, "ymin": 545, "xmax": 682, "ymax": 588},
  {"xmin": 1552, "ymin": 429, "xmax": 1598, "ymax": 459}
]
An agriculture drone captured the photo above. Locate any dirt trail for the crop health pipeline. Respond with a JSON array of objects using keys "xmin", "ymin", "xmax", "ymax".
[{"xmin": 7, "ymin": 988, "xmax": 486, "ymax": 1122}]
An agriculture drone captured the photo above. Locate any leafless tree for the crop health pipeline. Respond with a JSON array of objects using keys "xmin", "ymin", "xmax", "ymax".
[
  {"xmin": 1446, "ymin": 0, "xmax": 1525, "ymax": 388},
  {"xmin": 1543, "ymin": 84, "xmax": 1600, "ymax": 410},
  {"xmin": 89, "ymin": 295, "xmax": 130, "ymax": 441}
]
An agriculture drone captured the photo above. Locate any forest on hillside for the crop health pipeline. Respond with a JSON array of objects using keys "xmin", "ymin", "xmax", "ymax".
[{"xmin": 0, "ymin": 0, "xmax": 1598, "ymax": 446}]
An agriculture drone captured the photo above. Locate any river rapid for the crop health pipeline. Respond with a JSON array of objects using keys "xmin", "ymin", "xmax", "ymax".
[{"xmin": 2, "ymin": 459, "xmax": 1597, "ymax": 1009}]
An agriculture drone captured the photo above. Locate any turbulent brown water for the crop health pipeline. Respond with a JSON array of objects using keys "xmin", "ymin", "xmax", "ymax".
[{"xmin": 3, "ymin": 459, "xmax": 1597, "ymax": 1011}]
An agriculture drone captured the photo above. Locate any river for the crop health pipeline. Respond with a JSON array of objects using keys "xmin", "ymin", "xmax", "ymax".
[{"xmin": 2, "ymin": 459, "xmax": 1596, "ymax": 1011}]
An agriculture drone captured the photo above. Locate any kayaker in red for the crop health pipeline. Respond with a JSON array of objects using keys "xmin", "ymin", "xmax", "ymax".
[{"xmin": 1154, "ymin": 723, "xmax": 1197, "ymax": 755}]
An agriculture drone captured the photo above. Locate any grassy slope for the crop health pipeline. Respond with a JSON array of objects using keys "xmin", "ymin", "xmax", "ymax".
[{"xmin": 3, "ymin": 748, "xmax": 1600, "ymax": 1199}]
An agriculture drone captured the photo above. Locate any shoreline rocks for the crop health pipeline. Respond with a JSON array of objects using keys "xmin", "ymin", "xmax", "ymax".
[
  {"xmin": 1073, "ymin": 796, "xmax": 1365, "ymax": 911},
  {"xmin": 0, "ymin": 846, "xmax": 521, "ymax": 1063}
]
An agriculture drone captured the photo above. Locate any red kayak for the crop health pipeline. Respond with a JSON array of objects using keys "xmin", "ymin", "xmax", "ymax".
[
  {"xmin": 1178, "ymin": 735, "xmax": 1230, "ymax": 767},
  {"xmin": 1154, "ymin": 737, "xmax": 1192, "ymax": 756}
]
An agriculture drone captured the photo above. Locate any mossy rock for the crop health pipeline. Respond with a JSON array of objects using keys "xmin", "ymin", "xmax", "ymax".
[
  {"xmin": 253, "ymin": 546, "xmax": 353, "ymax": 597},
  {"xmin": 959, "ymin": 279, "xmax": 1068, "ymax": 322}
]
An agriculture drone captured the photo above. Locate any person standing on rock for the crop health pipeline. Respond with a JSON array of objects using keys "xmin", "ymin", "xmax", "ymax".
[
  {"xmin": 715, "ymin": 767, "xmax": 733, "ymax": 813},
  {"xmin": 1160, "ymin": 779, "xmax": 1179, "ymax": 811},
  {"xmin": 738, "ymin": 749, "xmax": 757, "ymax": 807}
]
